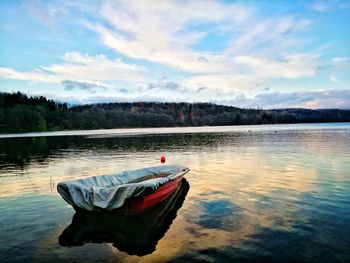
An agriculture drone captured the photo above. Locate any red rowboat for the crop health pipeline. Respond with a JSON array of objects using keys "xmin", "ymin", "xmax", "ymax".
[{"xmin": 57, "ymin": 165, "xmax": 189, "ymax": 213}]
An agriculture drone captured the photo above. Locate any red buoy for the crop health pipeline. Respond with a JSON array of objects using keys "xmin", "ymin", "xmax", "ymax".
[{"xmin": 160, "ymin": 156, "xmax": 166, "ymax": 163}]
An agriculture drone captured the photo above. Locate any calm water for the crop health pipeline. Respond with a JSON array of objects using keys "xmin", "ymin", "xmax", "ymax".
[{"xmin": 0, "ymin": 123, "xmax": 350, "ymax": 262}]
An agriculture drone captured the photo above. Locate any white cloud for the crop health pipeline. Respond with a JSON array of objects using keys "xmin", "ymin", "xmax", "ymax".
[
  {"xmin": 330, "ymin": 75, "xmax": 339, "ymax": 82},
  {"xmin": 222, "ymin": 89, "xmax": 350, "ymax": 109},
  {"xmin": 235, "ymin": 54, "xmax": 318, "ymax": 78},
  {"xmin": 183, "ymin": 74, "xmax": 265, "ymax": 91},
  {"xmin": 180, "ymin": 54, "xmax": 318, "ymax": 92},
  {"xmin": 226, "ymin": 16, "xmax": 312, "ymax": 55},
  {"xmin": 94, "ymin": 25, "xmax": 233, "ymax": 74},
  {"xmin": 89, "ymin": 0, "xmax": 320, "ymax": 92},
  {"xmin": 0, "ymin": 67, "xmax": 60, "ymax": 82},
  {"xmin": 91, "ymin": 0, "xmax": 254, "ymax": 74},
  {"xmin": 332, "ymin": 57, "xmax": 350, "ymax": 68},
  {"xmin": 27, "ymin": 0, "xmax": 56, "ymax": 28},
  {"xmin": 45, "ymin": 52, "xmax": 143, "ymax": 82},
  {"xmin": 148, "ymin": 81, "xmax": 181, "ymax": 91},
  {"xmin": 0, "ymin": 52, "xmax": 144, "ymax": 87},
  {"xmin": 94, "ymin": 1, "xmax": 315, "ymax": 77},
  {"xmin": 308, "ymin": 0, "xmax": 350, "ymax": 12}
]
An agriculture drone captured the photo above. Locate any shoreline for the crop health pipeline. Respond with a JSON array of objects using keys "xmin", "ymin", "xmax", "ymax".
[{"xmin": 1, "ymin": 122, "xmax": 349, "ymax": 139}]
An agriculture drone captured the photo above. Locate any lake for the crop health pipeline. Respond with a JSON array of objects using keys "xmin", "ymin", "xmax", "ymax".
[{"xmin": 0, "ymin": 123, "xmax": 349, "ymax": 262}]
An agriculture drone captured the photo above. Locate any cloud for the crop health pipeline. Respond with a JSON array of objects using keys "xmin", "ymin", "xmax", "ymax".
[
  {"xmin": 119, "ymin": 88, "xmax": 129, "ymax": 93},
  {"xmin": 61, "ymin": 80, "xmax": 108, "ymax": 93},
  {"xmin": 93, "ymin": 1, "xmax": 316, "ymax": 77},
  {"xmin": 0, "ymin": 52, "xmax": 144, "ymax": 87},
  {"xmin": 234, "ymin": 54, "xmax": 318, "ymax": 78},
  {"xmin": 227, "ymin": 16, "xmax": 312, "ymax": 55},
  {"xmin": 148, "ymin": 81, "xmax": 181, "ymax": 91},
  {"xmin": 308, "ymin": 0, "xmax": 350, "ymax": 12},
  {"xmin": 332, "ymin": 57, "xmax": 350, "ymax": 68},
  {"xmin": 86, "ymin": 0, "xmax": 322, "ymax": 95},
  {"xmin": 183, "ymin": 74, "xmax": 266, "ymax": 91},
  {"xmin": 25, "ymin": 0, "xmax": 102, "ymax": 29},
  {"xmin": 0, "ymin": 67, "xmax": 60, "ymax": 82},
  {"xmin": 27, "ymin": 0, "xmax": 55, "ymax": 28},
  {"xmin": 197, "ymin": 56, "xmax": 209, "ymax": 63},
  {"xmin": 181, "ymin": 54, "xmax": 319, "ymax": 92},
  {"xmin": 329, "ymin": 75, "xmax": 339, "ymax": 82},
  {"xmin": 91, "ymin": 0, "xmax": 253, "ymax": 74},
  {"xmin": 46, "ymin": 52, "xmax": 143, "ymax": 82},
  {"xmin": 197, "ymin": 86, "xmax": 208, "ymax": 92},
  {"xmin": 222, "ymin": 89, "xmax": 350, "ymax": 109},
  {"xmin": 95, "ymin": 25, "xmax": 233, "ymax": 74}
]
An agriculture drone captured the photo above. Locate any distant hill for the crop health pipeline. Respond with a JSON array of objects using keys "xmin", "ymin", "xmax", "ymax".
[{"xmin": 1, "ymin": 91, "xmax": 350, "ymax": 133}]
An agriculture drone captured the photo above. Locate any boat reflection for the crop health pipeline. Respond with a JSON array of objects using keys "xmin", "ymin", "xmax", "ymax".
[{"xmin": 59, "ymin": 179, "xmax": 190, "ymax": 256}]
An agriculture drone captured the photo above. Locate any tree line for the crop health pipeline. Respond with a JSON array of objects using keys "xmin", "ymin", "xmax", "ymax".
[{"xmin": 1, "ymin": 91, "xmax": 349, "ymax": 133}]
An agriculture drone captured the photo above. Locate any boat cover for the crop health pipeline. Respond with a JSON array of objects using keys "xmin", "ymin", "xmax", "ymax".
[{"xmin": 57, "ymin": 164, "xmax": 189, "ymax": 211}]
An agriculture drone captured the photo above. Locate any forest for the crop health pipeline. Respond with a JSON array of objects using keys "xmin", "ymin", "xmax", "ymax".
[{"xmin": 1, "ymin": 91, "xmax": 350, "ymax": 133}]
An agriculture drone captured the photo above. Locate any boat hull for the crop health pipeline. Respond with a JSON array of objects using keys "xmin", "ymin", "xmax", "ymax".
[{"xmin": 128, "ymin": 176, "xmax": 183, "ymax": 213}]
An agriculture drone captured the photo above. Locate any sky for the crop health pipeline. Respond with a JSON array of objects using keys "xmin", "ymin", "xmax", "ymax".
[{"xmin": 0, "ymin": 0, "xmax": 350, "ymax": 109}]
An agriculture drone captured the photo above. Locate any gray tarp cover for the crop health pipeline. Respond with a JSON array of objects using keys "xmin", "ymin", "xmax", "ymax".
[{"xmin": 57, "ymin": 164, "xmax": 189, "ymax": 211}]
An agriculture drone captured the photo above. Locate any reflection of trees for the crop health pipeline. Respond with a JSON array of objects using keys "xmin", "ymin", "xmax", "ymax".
[
  {"xmin": 0, "ymin": 133, "xmax": 232, "ymax": 169},
  {"xmin": 0, "ymin": 137, "xmax": 49, "ymax": 169},
  {"xmin": 0, "ymin": 128, "xmax": 341, "ymax": 171}
]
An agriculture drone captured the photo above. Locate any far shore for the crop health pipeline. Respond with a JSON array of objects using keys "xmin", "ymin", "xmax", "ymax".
[{"xmin": 1, "ymin": 122, "xmax": 349, "ymax": 139}]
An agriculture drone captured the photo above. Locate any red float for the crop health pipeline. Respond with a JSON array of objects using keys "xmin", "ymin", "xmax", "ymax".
[{"xmin": 160, "ymin": 155, "xmax": 166, "ymax": 163}]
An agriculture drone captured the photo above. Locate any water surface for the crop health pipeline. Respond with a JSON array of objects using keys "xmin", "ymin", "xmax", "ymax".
[{"xmin": 0, "ymin": 123, "xmax": 350, "ymax": 262}]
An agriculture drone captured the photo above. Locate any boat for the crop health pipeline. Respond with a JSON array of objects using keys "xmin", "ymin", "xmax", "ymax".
[
  {"xmin": 59, "ymin": 179, "xmax": 190, "ymax": 256},
  {"xmin": 57, "ymin": 164, "xmax": 189, "ymax": 213}
]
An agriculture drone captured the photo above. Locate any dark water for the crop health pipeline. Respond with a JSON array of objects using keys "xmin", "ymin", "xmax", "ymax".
[{"xmin": 0, "ymin": 123, "xmax": 349, "ymax": 262}]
